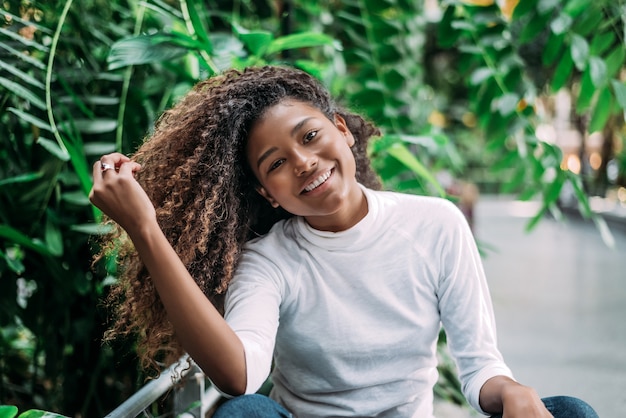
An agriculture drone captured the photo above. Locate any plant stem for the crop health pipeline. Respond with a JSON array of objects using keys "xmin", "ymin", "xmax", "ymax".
[
  {"xmin": 180, "ymin": 0, "xmax": 219, "ymax": 74},
  {"xmin": 116, "ymin": 1, "xmax": 147, "ymax": 152},
  {"xmin": 45, "ymin": 0, "xmax": 73, "ymax": 158}
]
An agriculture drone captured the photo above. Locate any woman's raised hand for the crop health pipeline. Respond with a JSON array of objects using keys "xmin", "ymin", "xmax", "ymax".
[
  {"xmin": 89, "ymin": 152, "xmax": 156, "ymax": 236},
  {"xmin": 91, "ymin": 155, "xmax": 247, "ymax": 394}
]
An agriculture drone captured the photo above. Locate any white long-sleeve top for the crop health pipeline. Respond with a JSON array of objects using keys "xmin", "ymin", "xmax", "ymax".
[{"xmin": 223, "ymin": 186, "xmax": 513, "ymax": 417}]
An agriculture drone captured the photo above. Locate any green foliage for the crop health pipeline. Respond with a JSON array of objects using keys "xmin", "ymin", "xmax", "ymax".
[
  {"xmin": 434, "ymin": 0, "xmax": 625, "ymax": 240},
  {"xmin": 106, "ymin": 1, "xmax": 341, "ymax": 81},
  {"xmin": 0, "ymin": 405, "xmax": 68, "ymax": 418},
  {"xmin": 0, "ymin": 1, "xmax": 148, "ymax": 415}
]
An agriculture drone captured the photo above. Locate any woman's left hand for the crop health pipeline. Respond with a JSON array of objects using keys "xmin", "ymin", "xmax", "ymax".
[
  {"xmin": 500, "ymin": 383, "xmax": 553, "ymax": 418},
  {"xmin": 480, "ymin": 376, "xmax": 553, "ymax": 418}
]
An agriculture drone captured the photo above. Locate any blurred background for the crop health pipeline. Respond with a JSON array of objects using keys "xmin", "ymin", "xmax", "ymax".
[
  {"xmin": 1, "ymin": 0, "xmax": 625, "ymax": 416},
  {"xmin": 476, "ymin": 197, "xmax": 626, "ymax": 418}
]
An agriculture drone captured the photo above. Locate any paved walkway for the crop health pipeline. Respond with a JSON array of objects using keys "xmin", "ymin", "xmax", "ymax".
[{"xmin": 473, "ymin": 196, "xmax": 626, "ymax": 417}]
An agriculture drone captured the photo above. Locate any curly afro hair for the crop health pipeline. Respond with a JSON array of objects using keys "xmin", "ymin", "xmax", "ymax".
[{"xmin": 100, "ymin": 65, "xmax": 382, "ymax": 372}]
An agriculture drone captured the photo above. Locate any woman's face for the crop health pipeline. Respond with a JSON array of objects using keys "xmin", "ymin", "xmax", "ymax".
[{"xmin": 246, "ymin": 99, "xmax": 366, "ymax": 232}]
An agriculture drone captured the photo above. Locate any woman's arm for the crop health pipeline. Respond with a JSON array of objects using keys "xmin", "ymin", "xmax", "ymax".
[
  {"xmin": 480, "ymin": 376, "xmax": 553, "ymax": 417},
  {"xmin": 89, "ymin": 153, "xmax": 246, "ymax": 395},
  {"xmin": 435, "ymin": 200, "xmax": 552, "ymax": 416}
]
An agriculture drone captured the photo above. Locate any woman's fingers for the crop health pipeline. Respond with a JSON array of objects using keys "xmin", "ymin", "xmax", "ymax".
[
  {"xmin": 89, "ymin": 154, "xmax": 153, "ymax": 234},
  {"xmin": 92, "ymin": 153, "xmax": 133, "ymax": 185},
  {"xmin": 117, "ymin": 160, "xmax": 142, "ymax": 176},
  {"xmin": 100, "ymin": 152, "xmax": 131, "ymax": 168}
]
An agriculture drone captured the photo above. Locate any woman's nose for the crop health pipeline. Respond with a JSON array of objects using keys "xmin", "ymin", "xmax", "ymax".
[{"xmin": 293, "ymin": 149, "xmax": 317, "ymax": 176}]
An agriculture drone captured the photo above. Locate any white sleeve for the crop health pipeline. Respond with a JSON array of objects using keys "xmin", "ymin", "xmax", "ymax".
[
  {"xmin": 222, "ymin": 250, "xmax": 283, "ymax": 395},
  {"xmin": 436, "ymin": 202, "xmax": 514, "ymax": 415}
]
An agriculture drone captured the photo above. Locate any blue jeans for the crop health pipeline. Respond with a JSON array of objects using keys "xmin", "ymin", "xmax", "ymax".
[
  {"xmin": 213, "ymin": 394, "xmax": 598, "ymax": 417},
  {"xmin": 489, "ymin": 396, "xmax": 599, "ymax": 418},
  {"xmin": 212, "ymin": 394, "xmax": 292, "ymax": 418}
]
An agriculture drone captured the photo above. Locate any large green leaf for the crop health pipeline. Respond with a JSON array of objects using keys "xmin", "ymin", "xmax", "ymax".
[
  {"xmin": 512, "ymin": 0, "xmax": 538, "ymax": 19},
  {"xmin": 571, "ymin": 5, "xmax": 603, "ymax": 36},
  {"xmin": 7, "ymin": 108, "xmax": 53, "ymax": 132},
  {"xmin": 61, "ymin": 191, "xmax": 90, "ymax": 206},
  {"xmin": 37, "ymin": 137, "xmax": 70, "ymax": 161},
  {"xmin": 563, "ymin": 0, "xmax": 591, "ymax": 18},
  {"xmin": 590, "ymin": 32, "xmax": 616, "ymax": 56},
  {"xmin": 180, "ymin": 0, "xmax": 213, "ymax": 53},
  {"xmin": 82, "ymin": 142, "xmax": 117, "ymax": 156},
  {"xmin": 65, "ymin": 119, "xmax": 118, "ymax": 135},
  {"xmin": 588, "ymin": 87, "xmax": 612, "ymax": 133},
  {"xmin": 145, "ymin": 0, "xmax": 184, "ymax": 18},
  {"xmin": 107, "ymin": 34, "xmax": 191, "ymax": 70},
  {"xmin": 0, "ymin": 173, "xmax": 43, "ymax": 187},
  {"xmin": 0, "ymin": 405, "xmax": 18, "ymax": 418},
  {"xmin": 610, "ymin": 79, "xmax": 626, "ymax": 110},
  {"xmin": 550, "ymin": 51, "xmax": 573, "ymax": 92},
  {"xmin": 0, "ymin": 42, "xmax": 46, "ymax": 70},
  {"xmin": 469, "ymin": 67, "xmax": 493, "ymax": 86},
  {"xmin": 588, "ymin": 56, "xmax": 608, "ymax": 88},
  {"xmin": 576, "ymin": 69, "xmax": 595, "ymax": 113},
  {"xmin": 605, "ymin": 47, "xmax": 626, "ymax": 79},
  {"xmin": 62, "ymin": 135, "xmax": 93, "ymax": 198},
  {"xmin": 0, "ymin": 225, "xmax": 53, "ymax": 257},
  {"xmin": 543, "ymin": 170, "xmax": 565, "ymax": 206},
  {"xmin": 450, "ymin": 20, "xmax": 476, "ymax": 33},
  {"xmin": 70, "ymin": 223, "xmax": 113, "ymax": 235},
  {"xmin": 44, "ymin": 215, "xmax": 63, "ymax": 257},
  {"xmin": 0, "ymin": 60, "xmax": 45, "ymax": 89},
  {"xmin": 519, "ymin": 13, "xmax": 550, "ymax": 44},
  {"xmin": 550, "ymin": 13, "xmax": 573, "ymax": 35},
  {"xmin": 570, "ymin": 34, "xmax": 589, "ymax": 71},
  {"xmin": 537, "ymin": 0, "xmax": 560, "ymax": 15},
  {"xmin": 385, "ymin": 143, "xmax": 446, "ymax": 196},
  {"xmin": 266, "ymin": 32, "xmax": 340, "ymax": 55},
  {"xmin": 437, "ymin": 6, "xmax": 461, "ymax": 48},
  {"xmin": 542, "ymin": 33, "xmax": 564, "ymax": 66},
  {"xmin": 17, "ymin": 411, "xmax": 68, "ymax": 418},
  {"xmin": 235, "ymin": 27, "xmax": 274, "ymax": 56},
  {"xmin": 495, "ymin": 93, "xmax": 520, "ymax": 116},
  {"xmin": 0, "ymin": 27, "xmax": 48, "ymax": 52}
]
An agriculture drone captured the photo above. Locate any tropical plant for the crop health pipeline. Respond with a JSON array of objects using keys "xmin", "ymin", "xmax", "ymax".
[
  {"xmin": 0, "ymin": 404, "xmax": 67, "ymax": 418},
  {"xmin": 0, "ymin": 0, "xmax": 157, "ymax": 415},
  {"xmin": 433, "ymin": 0, "xmax": 625, "ymax": 242}
]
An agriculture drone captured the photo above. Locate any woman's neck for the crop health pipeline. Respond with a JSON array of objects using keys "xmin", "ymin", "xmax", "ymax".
[{"xmin": 303, "ymin": 184, "xmax": 368, "ymax": 232}]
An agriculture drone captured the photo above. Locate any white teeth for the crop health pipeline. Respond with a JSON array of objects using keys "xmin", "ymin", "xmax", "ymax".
[{"xmin": 304, "ymin": 170, "xmax": 331, "ymax": 192}]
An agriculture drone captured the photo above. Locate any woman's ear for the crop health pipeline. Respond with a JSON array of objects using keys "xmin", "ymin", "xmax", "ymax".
[
  {"xmin": 256, "ymin": 186, "xmax": 280, "ymax": 208},
  {"xmin": 334, "ymin": 114, "xmax": 355, "ymax": 147}
]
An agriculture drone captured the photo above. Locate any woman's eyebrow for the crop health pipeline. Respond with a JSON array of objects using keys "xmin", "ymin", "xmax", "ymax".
[
  {"xmin": 290, "ymin": 117, "xmax": 314, "ymax": 137},
  {"xmin": 256, "ymin": 146, "xmax": 278, "ymax": 169}
]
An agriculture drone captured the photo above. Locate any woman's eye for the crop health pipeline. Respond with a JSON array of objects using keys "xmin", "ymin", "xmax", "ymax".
[
  {"xmin": 269, "ymin": 159, "xmax": 285, "ymax": 172},
  {"xmin": 303, "ymin": 130, "xmax": 318, "ymax": 143}
]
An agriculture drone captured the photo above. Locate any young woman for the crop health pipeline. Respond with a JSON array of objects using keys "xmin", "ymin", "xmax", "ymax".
[{"xmin": 90, "ymin": 66, "xmax": 598, "ymax": 417}]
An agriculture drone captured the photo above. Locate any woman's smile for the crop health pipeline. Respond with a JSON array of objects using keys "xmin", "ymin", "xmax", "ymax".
[{"xmin": 302, "ymin": 168, "xmax": 334, "ymax": 194}]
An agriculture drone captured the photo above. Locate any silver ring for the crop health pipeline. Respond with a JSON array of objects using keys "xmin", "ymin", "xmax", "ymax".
[{"xmin": 101, "ymin": 162, "xmax": 115, "ymax": 172}]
